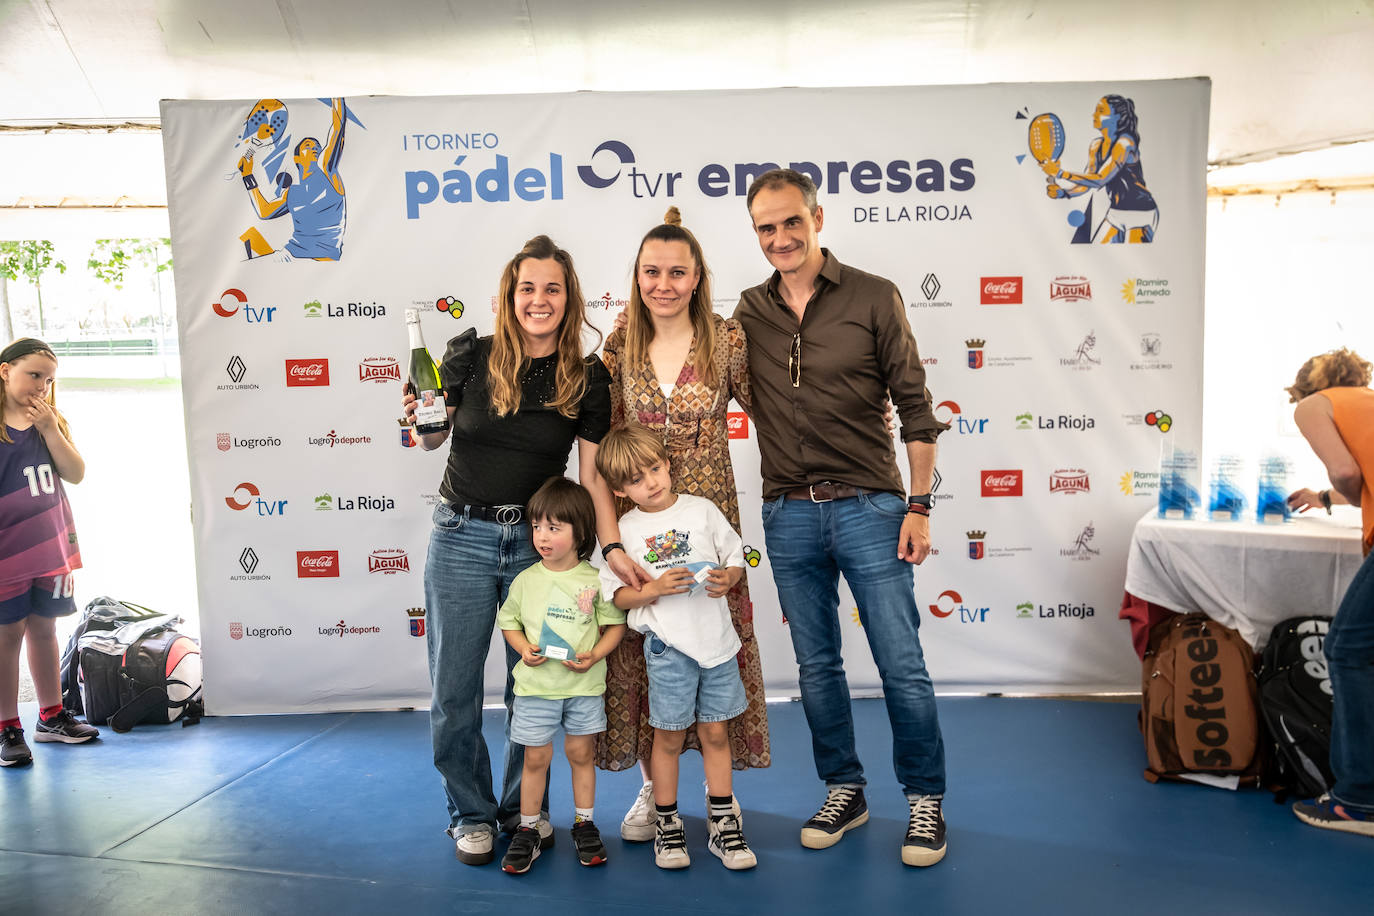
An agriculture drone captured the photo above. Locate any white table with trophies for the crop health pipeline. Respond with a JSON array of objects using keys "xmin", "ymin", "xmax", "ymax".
[{"xmin": 1124, "ymin": 507, "xmax": 1365, "ymax": 652}]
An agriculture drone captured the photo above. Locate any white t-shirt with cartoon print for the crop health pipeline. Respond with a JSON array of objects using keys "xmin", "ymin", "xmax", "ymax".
[{"xmin": 600, "ymin": 493, "xmax": 744, "ymax": 668}]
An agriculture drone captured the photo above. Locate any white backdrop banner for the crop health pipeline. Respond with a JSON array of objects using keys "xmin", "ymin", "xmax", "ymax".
[{"xmin": 162, "ymin": 80, "xmax": 1208, "ymax": 714}]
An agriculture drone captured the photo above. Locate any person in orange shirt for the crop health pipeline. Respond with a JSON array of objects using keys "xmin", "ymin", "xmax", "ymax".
[{"xmin": 1286, "ymin": 347, "xmax": 1374, "ymax": 836}]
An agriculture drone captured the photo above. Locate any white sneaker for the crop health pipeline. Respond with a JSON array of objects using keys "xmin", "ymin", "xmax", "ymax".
[
  {"xmin": 621, "ymin": 781, "xmax": 656, "ymax": 842},
  {"xmin": 452, "ymin": 829, "xmax": 494, "ymax": 865},
  {"xmin": 704, "ymin": 780, "xmax": 742, "ymax": 820},
  {"xmin": 707, "ymin": 813, "xmax": 757, "ymax": 870},
  {"xmin": 654, "ymin": 813, "xmax": 691, "ymax": 869}
]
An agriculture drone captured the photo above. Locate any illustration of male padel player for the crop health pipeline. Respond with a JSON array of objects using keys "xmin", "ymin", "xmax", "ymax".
[
  {"xmin": 234, "ymin": 98, "xmax": 350, "ymax": 261},
  {"xmin": 1031, "ymin": 94, "xmax": 1159, "ymax": 244}
]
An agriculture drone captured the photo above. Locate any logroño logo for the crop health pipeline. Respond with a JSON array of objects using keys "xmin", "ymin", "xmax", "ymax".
[
  {"xmin": 359, "ymin": 357, "xmax": 401, "ymax": 383},
  {"xmin": 727, "ymin": 412, "xmax": 749, "ymax": 439},
  {"xmin": 229, "ymin": 621, "xmax": 292, "ymax": 639},
  {"xmin": 297, "ymin": 550, "xmax": 340, "ymax": 578},
  {"xmin": 981, "ymin": 470, "xmax": 1023, "ymax": 497},
  {"xmin": 980, "ymin": 277, "xmax": 1022, "ymax": 304},
  {"xmin": 212, "ymin": 288, "xmax": 276, "ymax": 323},
  {"xmin": 285, "ymin": 359, "xmax": 330, "ymax": 387}
]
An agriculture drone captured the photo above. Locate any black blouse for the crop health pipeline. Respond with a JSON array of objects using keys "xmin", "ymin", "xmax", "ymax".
[{"xmin": 437, "ymin": 328, "xmax": 612, "ymax": 508}]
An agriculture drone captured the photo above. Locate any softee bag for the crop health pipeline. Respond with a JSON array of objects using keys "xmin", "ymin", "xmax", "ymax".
[{"xmin": 1140, "ymin": 613, "xmax": 1263, "ymax": 785}]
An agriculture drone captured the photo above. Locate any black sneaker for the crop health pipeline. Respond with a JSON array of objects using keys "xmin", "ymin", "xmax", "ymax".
[
  {"xmin": 1, "ymin": 725, "xmax": 32, "ymax": 767},
  {"xmin": 902, "ymin": 795, "xmax": 947, "ymax": 866},
  {"xmin": 571, "ymin": 819, "xmax": 608, "ymax": 866},
  {"xmin": 501, "ymin": 826, "xmax": 542, "ymax": 874},
  {"xmin": 33, "ymin": 709, "xmax": 99, "ymax": 744},
  {"xmin": 800, "ymin": 786, "xmax": 869, "ymax": 849}
]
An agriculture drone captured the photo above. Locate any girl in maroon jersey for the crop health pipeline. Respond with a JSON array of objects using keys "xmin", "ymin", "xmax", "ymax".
[{"xmin": 0, "ymin": 338, "xmax": 97, "ymax": 767}]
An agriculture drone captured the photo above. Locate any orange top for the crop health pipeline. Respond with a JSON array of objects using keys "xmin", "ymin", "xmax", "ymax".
[{"xmin": 1320, "ymin": 386, "xmax": 1374, "ymax": 552}]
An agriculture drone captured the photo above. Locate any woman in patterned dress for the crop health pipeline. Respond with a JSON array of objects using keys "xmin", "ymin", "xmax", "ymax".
[{"xmin": 597, "ymin": 208, "xmax": 770, "ymax": 841}]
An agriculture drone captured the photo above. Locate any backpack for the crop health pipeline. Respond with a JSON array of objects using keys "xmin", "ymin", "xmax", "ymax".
[
  {"xmin": 61, "ymin": 597, "xmax": 171, "ymax": 715},
  {"xmin": 1140, "ymin": 613, "xmax": 1264, "ymax": 786},
  {"xmin": 1256, "ymin": 616, "xmax": 1334, "ymax": 799},
  {"xmin": 73, "ymin": 599, "xmax": 204, "ymax": 732}
]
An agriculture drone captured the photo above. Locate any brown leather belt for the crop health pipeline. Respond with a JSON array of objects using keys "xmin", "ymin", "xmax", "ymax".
[{"xmin": 785, "ymin": 482, "xmax": 867, "ymax": 502}]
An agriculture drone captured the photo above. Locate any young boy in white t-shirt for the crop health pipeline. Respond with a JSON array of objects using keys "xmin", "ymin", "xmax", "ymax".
[
  {"xmin": 594, "ymin": 424, "xmax": 756, "ymax": 871},
  {"xmin": 496, "ymin": 477, "xmax": 627, "ymax": 874}
]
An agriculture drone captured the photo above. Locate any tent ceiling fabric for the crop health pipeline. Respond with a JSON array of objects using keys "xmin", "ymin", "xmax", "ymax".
[{"xmin": 0, "ymin": 0, "xmax": 1370, "ymax": 204}]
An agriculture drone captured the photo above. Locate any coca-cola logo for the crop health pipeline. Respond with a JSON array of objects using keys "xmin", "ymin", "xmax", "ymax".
[
  {"xmin": 727, "ymin": 411, "xmax": 749, "ymax": 440},
  {"xmin": 297, "ymin": 550, "xmax": 341, "ymax": 577},
  {"xmin": 980, "ymin": 277, "xmax": 1023, "ymax": 305},
  {"xmin": 285, "ymin": 359, "xmax": 331, "ymax": 387},
  {"xmin": 981, "ymin": 470, "xmax": 1024, "ymax": 497},
  {"xmin": 359, "ymin": 358, "xmax": 401, "ymax": 383}
]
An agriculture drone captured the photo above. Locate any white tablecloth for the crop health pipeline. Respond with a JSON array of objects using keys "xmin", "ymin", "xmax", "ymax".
[{"xmin": 1124, "ymin": 507, "xmax": 1365, "ymax": 652}]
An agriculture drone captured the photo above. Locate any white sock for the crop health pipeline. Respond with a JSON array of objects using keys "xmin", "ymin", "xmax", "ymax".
[
  {"xmin": 520, "ymin": 813, "xmax": 539, "ymax": 829},
  {"xmin": 575, "ymin": 807, "xmax": 594, "ymax": 823}
]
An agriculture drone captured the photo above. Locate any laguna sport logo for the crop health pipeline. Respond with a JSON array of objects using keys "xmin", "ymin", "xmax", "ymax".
[
  {"xmin": 359, "ymin": 357, "xmax": 401, "ymax": 383},
  {"xmin": 1049, "ymin": 276, "xmax": 1092, "ymax": 302},
  {"xmin": 368, "ymin": 549, "xmax": 410, "ymax": 574}
]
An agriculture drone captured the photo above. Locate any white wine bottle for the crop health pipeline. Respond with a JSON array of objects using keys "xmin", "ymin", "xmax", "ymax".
[{"xmin": 405, "ymin": 308, "xmax": 449, "ymax": 435}]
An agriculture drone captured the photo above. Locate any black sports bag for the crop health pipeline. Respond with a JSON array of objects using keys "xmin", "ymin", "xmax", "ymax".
[{"xmin": 1256, "ymin": 616, "xmax": 1335, "ymax": 799}]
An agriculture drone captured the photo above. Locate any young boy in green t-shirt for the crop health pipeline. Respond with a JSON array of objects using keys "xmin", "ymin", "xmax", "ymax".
[{"xmin": 496, "ymin": 476, "xmax": 627, "ymax": 874}]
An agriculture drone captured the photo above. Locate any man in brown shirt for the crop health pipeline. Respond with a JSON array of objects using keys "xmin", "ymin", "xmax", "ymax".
[{"xmin": 734, "ymin": 168, "xmax": 949, "ymax": 868}]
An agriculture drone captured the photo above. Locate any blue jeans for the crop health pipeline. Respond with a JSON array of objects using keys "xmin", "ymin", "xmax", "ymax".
[
  {"xmin": 425, "ymin": 502, "xmax": 543, "ymax": 837},
  {"xmin": 1327, "ymin": 548, "xmax": 1374, "ymax": 811},
  {"xmin": 762, "ymin": 491, "xmax": 946, "ymax": 797}
]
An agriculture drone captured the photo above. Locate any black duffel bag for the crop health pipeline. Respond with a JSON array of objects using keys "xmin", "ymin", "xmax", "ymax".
[{"xmin": 1256, "ymin": 616, "xmax": 1335, "ymax": 799}]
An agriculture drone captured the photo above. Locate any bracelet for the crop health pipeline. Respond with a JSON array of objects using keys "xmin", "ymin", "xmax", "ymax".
[
  {"xmin": 242, "ymin": 174, "xmax": 258, "ymax": 190},
  {"xmin": 600, "ymin": 542, "xmax": 624, "ymax": 560},
  {"xmin": 1320, "ymin": 490, "xmax": 1333, "ymax": 514},
  {"xmin": 907, "ymin": 503, "xmax": 930, "ymax": 517},
  {"xmin": 907, "ymin": 493, "xmax": 933, "ymax": 512}
]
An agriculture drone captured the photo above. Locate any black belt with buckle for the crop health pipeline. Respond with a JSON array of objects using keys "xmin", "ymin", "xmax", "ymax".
[
  {"xmin": 785, "ymin": 482, "xmax": 867, "ymax": 502},
  {"xmin": 450, "ymin": 501, "xmax": 526, "ymax": 524}
]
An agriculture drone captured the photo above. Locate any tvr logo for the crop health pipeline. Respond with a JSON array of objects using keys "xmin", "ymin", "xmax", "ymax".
[
  {"xmin": 224, "ymin": 482, "xmax": 288, "ymax": 516},
  {"xmin": 935, "ymin": 401, "xmax": 988, "ymax": 434},
  {"xmin": 928, "ymin": 589, "xmax": 989, "ymax": 623},
  {"xmin": 212, "ymin": 289, "xmax": 277, "ymax": 323}
]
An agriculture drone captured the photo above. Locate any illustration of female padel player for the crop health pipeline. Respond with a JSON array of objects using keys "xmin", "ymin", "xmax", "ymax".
[{"xmin": 1033, "ymin": 95, "xmax": 1159, "ymax": 244}]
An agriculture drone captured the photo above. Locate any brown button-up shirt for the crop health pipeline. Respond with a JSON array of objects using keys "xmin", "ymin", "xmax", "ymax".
[{"xmin": 733, "ymin": 249, "xmax": 947, "ymax": 501}]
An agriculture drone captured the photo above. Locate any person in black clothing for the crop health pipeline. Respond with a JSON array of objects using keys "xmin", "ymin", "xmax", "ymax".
[{"xmin": 402, "ymin": 235, "xmax": 647, "ymax": 866}]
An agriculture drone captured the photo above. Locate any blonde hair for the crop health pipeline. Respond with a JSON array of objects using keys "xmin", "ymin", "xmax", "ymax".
[
  {"xmin": 0, "ymin": 338, "xmax": 71, "ymax": 445},
  {"xmin": 624, "ymin": 207, "xmax": 719, "ymax": 388},
  {"xmin": 1286, "ymin": 347, "xmax": 1373, "ymax": 403},
  {"xmin": 489, "ymin": 235, "xmax": 601, "ymax": 418},
  {"xmin": 594, "ymin": 423, "xmax": 669, "ymax": 491}
]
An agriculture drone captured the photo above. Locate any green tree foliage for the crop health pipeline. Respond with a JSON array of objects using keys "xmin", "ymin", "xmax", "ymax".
[
  {"xmin": 87, "ymin": 238, "xmax": 173, "ymax": 290},
  {"xmin": 0, "ymin": 240, "xmax": 68, "ymax": 335}
]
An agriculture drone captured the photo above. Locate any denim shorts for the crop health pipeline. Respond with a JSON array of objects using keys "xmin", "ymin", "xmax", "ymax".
[
  {"xmin": 0, "ymin": 575, "xmax": 77, "ymax": 625},
  {"xmin": 508, "ymin": 694, "xmax": 607, "ymax": 747},
  {"xmin": 643, "ymin": 633, "xmax": 747, "ymax": 731}
]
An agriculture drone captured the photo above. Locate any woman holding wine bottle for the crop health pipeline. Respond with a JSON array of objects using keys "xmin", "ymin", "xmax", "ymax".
[{"xmin": 402, "ymin": 234, "xmax": 648, "ymax": 866}]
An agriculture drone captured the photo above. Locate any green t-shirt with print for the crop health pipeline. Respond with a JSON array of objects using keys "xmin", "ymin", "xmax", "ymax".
[{"xmin": 497, "ymin": 560, "xmax": 627, "ymax": 698}]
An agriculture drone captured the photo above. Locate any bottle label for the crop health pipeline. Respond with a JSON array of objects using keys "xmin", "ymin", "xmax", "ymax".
[{"xmin": 414, "ymin": 390, "xmax": 447, "ymax": 427}]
